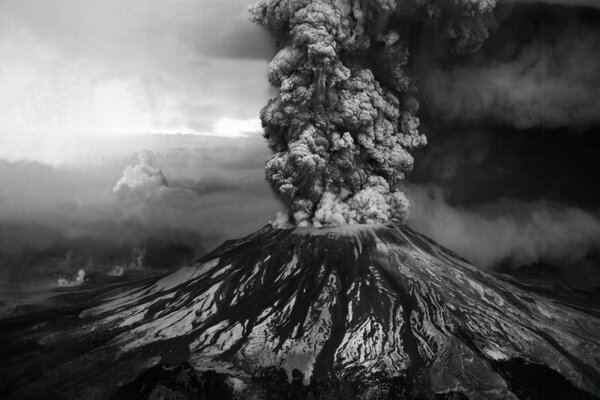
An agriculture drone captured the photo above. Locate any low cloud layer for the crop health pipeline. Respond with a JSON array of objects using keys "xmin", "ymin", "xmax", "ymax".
[
  {"xmin": 0, "ymin": 135, "xmax": 282, "ymax": 281},
  {"xmin": 405, "ymin": 185, "xmax": 600, "ymax": 288}
]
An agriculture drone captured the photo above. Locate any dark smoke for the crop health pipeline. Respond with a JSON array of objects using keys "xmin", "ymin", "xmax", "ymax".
[
  {"xmin": 249, "ymin": 0, "xmax": 439, "ymax": 226},
  {"xmin": 418, "ymin": 4, "xmax": 600, "ymax": 130},
  {"xmin": 249, "ymin": 0, "xmax": 540, "ymax": 226},
  {"xmin": 408, "ymin": 2, "xmax": 600, "ymax": 287}
]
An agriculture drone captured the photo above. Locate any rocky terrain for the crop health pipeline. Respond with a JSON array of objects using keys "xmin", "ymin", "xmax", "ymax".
[{"xmin": 1, "ymin": 222, "xmax": 599, "ymax": 399}]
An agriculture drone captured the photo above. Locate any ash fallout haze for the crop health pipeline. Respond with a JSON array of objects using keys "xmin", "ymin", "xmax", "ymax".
[{"xmin": 0, "ymin": 0, "xmax": 600, "ymax": 399}]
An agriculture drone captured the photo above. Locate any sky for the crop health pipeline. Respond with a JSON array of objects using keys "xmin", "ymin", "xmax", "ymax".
[{"xmin": 0, "ymin": 0, "xmax": 274, "ymax": 148}]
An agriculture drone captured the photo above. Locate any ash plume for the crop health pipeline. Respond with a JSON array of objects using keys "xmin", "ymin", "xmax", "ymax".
[
  {"xmin": 251, "ymin": 0, "xmax": 419, "ymax": 226},
  {"xmin": 251, "ymin": 0, "xmax": 600, "ymax": 233},
  {"xmin": 249, "ymin": 0, "xmax": 518, "ymax": 226}
]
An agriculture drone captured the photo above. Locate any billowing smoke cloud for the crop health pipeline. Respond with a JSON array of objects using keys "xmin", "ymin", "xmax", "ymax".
[
  {"xmin": 249, "ymin": 0, "xmax": 526, "ymax": 226},
  {"xmin": 113, "ymin": 150, "xmax": 168, "ymax": 194},
  {"xmin": 404, "ymin": 185, "xmax": 600, "ymax": 287},
  {"xmin": 251, "ymin": 0, "xmax": 600, "ymax": 243},
  {"xmin": 250, "ymin": 0, "xmax": 435, "ymax": 226}
]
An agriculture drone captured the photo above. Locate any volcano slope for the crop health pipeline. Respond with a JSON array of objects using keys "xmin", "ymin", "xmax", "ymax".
[{"xmin": 1, "ymin": 222, "xmax": 600, "ymax": 399}]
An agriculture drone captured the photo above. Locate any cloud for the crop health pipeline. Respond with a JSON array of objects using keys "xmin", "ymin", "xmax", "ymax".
[
  {"xmin": 250, "ymin": 0, "xmax": 428, "ymax": 226},
  {"xmin": 0, "ymin": 135, "xmax": 283, "ymax": 279},
  {"xmin": 0, "ymin": 0, "xmax": 274, "ymax": 138},
  {"xmin": 501, "ymin": 0, "xmax": 600, "ymax": 9},
  {"xmin": 404, "ymin": 184, "xmax": 600, "ymax": 287},
  {"xmin": 113, "ymin": 150, "xmax": 168, "ymax": 194},
  {"xmin": 419, "ymin": 5, "xmax": 600, "ymax": 129}
]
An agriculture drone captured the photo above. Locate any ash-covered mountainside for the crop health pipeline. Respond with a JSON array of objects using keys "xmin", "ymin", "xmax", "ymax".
[{"xmin": 1, "ymin": 222, "xmax": 600, "ymax": 399}]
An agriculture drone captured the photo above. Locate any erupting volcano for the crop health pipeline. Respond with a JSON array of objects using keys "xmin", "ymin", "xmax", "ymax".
[
  {"xmin": 2, "ymin": 222, "xmax": 600, "ymax": 399},
  {"xmin": 1, "ymin": 0, "xmax": 600, "ymax": 399}
]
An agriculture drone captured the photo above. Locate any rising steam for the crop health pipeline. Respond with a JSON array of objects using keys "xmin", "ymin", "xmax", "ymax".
[
  {"xmin": 113, "ymin": 150, "xmax": 168, "ymax": 194},
  {"xmin": 55, "ymin": 269, "xmax": 86, "ymax": 287}
]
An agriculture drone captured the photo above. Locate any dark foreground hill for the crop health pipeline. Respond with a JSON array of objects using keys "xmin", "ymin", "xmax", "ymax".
[{"xmin": 1, "ymin": 222, "xmax": 599, "ymax": 399}]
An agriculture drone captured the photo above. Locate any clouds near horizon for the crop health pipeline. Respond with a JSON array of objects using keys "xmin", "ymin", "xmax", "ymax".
[{"xmin": 0, "ymin": 135, "xmax": 282, "ymax": 279}]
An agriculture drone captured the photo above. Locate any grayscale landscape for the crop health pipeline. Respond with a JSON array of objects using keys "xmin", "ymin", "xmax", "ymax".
[{"xmin": 0, "ymin": 0, "xmax": 599, "ymax": 399}]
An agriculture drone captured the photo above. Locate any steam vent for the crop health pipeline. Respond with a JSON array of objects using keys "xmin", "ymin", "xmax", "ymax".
[{"xmin": 2, "ymin": 222, "xmax": 599, "ymax": 399}]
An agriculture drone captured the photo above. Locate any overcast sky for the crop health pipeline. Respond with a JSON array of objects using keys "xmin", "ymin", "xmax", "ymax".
[{"xmin": 0, "ymin": 0, "xmax": 275, "ymax": 163}]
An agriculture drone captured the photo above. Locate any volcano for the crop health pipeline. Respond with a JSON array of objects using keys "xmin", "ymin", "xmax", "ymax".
[{"xmin": 1, "ymin": 222, "xmax": 600, "ymax": 399}]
